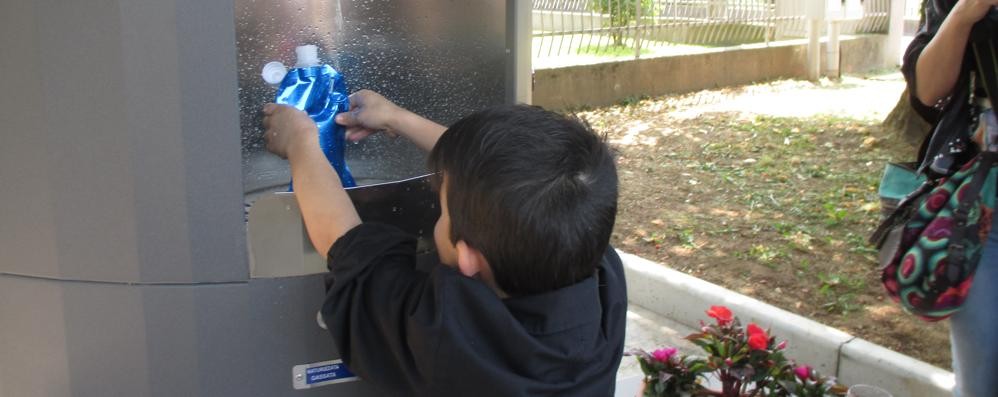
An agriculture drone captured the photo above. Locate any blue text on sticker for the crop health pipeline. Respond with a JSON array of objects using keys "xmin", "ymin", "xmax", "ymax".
[{"xmin": 305, "ymin": 363, "xmax": 355, "ymax": 385}]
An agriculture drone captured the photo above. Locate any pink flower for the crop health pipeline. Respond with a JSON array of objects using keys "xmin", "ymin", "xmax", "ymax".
[
  {"xmin": 706, "ymin": 305, "xmax": 733, "ymax": 325},
  {"xmin": 652, "ymin": 347, "xmax": 678, "ymax": 363},
  {"xmin": 776, "ymin": 340, "xmax": 788, "ymax": 350},
  {"xmin": 746, "ymin": 323, "xmax": 769, "ymax": 350},
  {"xmin": 795, "ymin": 365, "xmax": 812, "ymax": 381}
]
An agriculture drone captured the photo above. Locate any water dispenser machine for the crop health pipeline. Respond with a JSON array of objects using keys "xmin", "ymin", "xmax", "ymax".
[{"xmin": 0, "ymin": 0, "xmax": 530, "ymax": 395}]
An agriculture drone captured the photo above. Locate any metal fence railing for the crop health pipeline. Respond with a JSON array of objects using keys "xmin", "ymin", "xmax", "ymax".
[{"xmin": 532, "ymin": 0, "xmax": 893, "ymax": 64}]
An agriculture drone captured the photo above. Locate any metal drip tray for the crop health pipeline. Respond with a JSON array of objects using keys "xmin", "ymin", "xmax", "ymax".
[{"xmin": 247, "ymin": 174, "xmax": 440, "ymax": 278}]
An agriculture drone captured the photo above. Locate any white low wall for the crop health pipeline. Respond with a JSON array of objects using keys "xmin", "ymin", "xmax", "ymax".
[{"xmin": 533, "ymin": 34, "xmax": 892, "ymax": 109}]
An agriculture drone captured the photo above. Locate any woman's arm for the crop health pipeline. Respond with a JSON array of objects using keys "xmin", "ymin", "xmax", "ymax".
[{"xmin": 915, "ymin": 0, "xmax": 998, "ymax": 106}]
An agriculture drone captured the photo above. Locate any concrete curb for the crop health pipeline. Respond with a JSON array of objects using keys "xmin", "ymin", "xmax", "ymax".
[{"xmin": 618, "ymin": 250, "xmax": 955, "ymax": 397}]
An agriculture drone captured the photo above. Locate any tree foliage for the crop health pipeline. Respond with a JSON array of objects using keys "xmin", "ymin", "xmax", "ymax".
[{"xmin": 590, "ymin": 0, "xmax": 654, "ymax": 46}]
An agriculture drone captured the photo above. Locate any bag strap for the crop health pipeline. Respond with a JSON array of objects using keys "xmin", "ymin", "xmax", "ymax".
[
  {"xmin": 869, "ymin": 179, "xmax": 935, "ymax": 246},
  {"xmin": 942, "ymin": 152, "xmax": 996, "ymax": 287},
  {"xmin": 971, "ymin": 35, "xmax": 998, "ymax": 109}
]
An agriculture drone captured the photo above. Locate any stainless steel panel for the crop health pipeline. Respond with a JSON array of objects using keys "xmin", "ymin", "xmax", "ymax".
[{"xmin": 237, "ymin": 0, "xmax": 509, "ymax": 203}]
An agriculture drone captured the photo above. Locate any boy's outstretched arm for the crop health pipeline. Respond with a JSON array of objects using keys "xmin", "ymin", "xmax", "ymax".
[
  {"xmin": 263, "ymin": 103, "xmax": 361, "ymax": 258},
  {"xmin": 335, "ymin": 90, "xmax": 446, "ymax": 152}
]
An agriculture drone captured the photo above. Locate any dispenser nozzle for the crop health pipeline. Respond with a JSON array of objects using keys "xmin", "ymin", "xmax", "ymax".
[{"xmin": 295, "ymin": 45, "xmax": 320, "ymax": 68}]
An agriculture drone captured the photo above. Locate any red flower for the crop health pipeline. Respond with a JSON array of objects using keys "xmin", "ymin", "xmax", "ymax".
[
  {"xmin": 748, "ymin": 334, "xmax": 768, "ymax": 350},
  {"xmin": 706, "ymin": 305, "xmax": 733, "ymax": 325},
  {"xmin": 746, "ymin": 323, "xmax": 769, "ymax": 350}
]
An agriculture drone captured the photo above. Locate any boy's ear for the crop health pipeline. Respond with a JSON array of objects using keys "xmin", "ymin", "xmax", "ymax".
[{"xmin": 455, "ymin": 240, "xmax": 488, "ymax": 278}]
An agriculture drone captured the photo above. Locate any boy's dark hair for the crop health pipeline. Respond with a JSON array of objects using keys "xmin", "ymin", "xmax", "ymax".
[{"xmin": 428, "ymin": 105, "xmax": 618, "ymax": 296}]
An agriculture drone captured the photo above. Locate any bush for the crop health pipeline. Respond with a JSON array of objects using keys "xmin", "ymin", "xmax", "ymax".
[{"xmin": 589, "ymin": 0, "xmax": 654, "ymax": 46}]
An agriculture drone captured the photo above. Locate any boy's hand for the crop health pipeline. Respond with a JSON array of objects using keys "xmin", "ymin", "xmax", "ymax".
[
  {"xmin": 336, "ymin": 90, "xmax": 447, "ymax": 153},
  {"xmin": 335, "ymin": 90, "xmax": 403, "ymax": 142},
  {"xmin": 262, "ymin": 103, "xmax": 318, "ymax": 159}
]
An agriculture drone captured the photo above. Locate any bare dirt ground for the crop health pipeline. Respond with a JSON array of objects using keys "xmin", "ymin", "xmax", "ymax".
[{"xmin": 575, "ymin": 72, "xmax": 952, "ymax": 369}]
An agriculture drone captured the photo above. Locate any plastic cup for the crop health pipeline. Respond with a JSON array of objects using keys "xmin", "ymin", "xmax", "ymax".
[{"xmin": 847, "ymin": 384, "xmax": 892, "ymax": 397}]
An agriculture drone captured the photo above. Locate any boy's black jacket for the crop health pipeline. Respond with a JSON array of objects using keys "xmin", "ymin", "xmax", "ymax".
[{"xmin": 321, "ymin": 222, "xmax": 628, "ymax": 397}]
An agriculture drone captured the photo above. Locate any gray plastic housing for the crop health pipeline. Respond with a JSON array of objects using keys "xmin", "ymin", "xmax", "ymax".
[{"xmin": 0, "ymin": 0, "xmax": 246, "ymax": 284}]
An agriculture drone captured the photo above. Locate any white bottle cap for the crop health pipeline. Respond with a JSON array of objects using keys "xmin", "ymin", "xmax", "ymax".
[
  {"xmin": 295, "ymin": 45, "xmax": 320, "ymax": 68},
  {"xmin": 261, "ymin": 61, "xmax": 288, "ymax": 85}
]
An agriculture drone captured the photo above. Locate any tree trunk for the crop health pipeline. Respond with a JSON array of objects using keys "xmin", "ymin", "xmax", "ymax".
[
  {"xmin": 882, "ymin": 87, "xmax": 932, "ymax": 148},
  {"xmin": 882, "ymin": 0, "xmax": 932, "ymax": 148}
]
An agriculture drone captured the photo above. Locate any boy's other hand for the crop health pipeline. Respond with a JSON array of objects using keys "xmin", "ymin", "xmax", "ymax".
[
  {"xmin": 262, "ymin": 103, "xmax": 318, "ymax": 159},
  {"xmin": 335, "ymin": 90, "xmax": 402, "ymax": 142}
]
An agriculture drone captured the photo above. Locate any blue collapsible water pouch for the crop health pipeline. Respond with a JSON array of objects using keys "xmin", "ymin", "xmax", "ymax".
[{"xmin": 263, "ymin": 45, "xmax": 356, "ymax": 188}]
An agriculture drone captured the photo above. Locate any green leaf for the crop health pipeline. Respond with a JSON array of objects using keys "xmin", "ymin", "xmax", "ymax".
[{"xmin": 637, "ymin": 357, "xmax": 653, "ymax": 376}]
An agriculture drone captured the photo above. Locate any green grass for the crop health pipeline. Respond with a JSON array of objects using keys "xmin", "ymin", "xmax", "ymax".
[
  {"xmin": 676, "ymin": 228, "xmax": 697, "ymax": 249},
  {"xmin": 817, "ymin": 272, "xmax": 868, "ymax": 315},
  {"xmin": 577, "ymin": 44, "xmax": 652, "ymax": 57},
  {"xmin": 747, "ymin": 244, "xmax": 784, "ymax": 268}
]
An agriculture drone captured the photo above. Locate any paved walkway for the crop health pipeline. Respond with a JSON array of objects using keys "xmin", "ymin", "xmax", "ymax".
[
  {"xmin": 619, "ymin": 303, "xmax": 699, "ymax": 380},
  {"xmin": 617, "ymin": 304, "xmax": 717, "ymax": 396}
]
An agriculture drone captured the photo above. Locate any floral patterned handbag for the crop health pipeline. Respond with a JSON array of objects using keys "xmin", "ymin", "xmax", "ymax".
[
  {"xmin": 870, "ymin": 39, "xmax": 998, "ymax": 322},
  {"xmin": 871, "ymin": 152, "xmax": 996, "ymax": 321}
]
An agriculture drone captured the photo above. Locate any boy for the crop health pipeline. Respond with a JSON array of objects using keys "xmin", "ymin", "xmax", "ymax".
[{"xmin": 262, "ymin": 90, "xmax": 626, "ymax": 396}]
